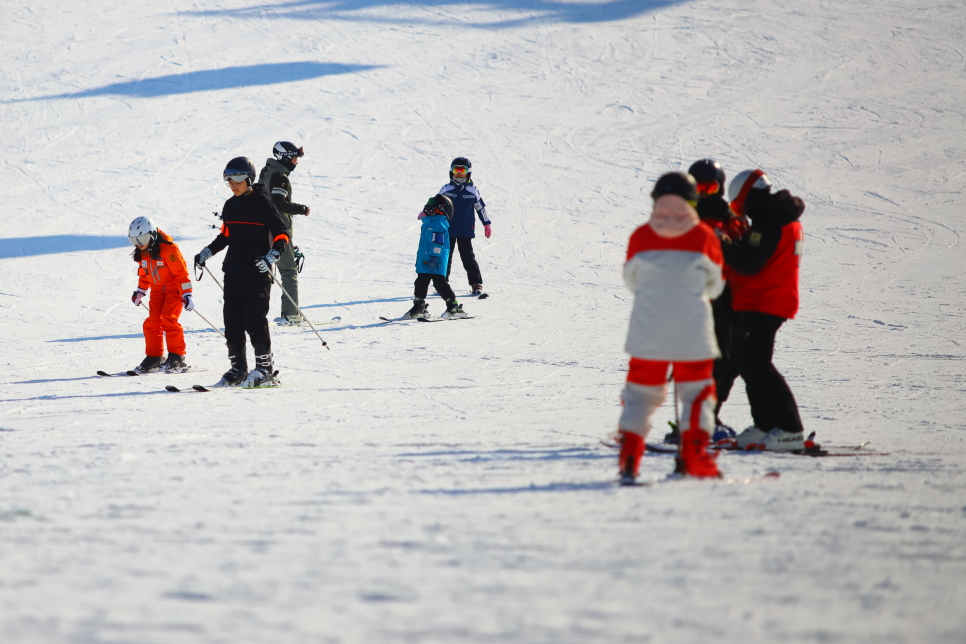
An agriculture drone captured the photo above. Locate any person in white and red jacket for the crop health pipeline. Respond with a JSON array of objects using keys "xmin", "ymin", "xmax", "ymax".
[{"xmin": 617, "ymin": 172, "xmax": 725, "ymax": 484}]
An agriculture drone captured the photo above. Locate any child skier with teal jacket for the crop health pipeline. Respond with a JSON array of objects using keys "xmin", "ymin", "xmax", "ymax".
[{"xmin": 404, "ymin": 194, "xmax": 468, "ymax": 320}]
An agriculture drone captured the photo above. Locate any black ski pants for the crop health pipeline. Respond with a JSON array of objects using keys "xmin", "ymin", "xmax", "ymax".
[
  {"xmin": 414, "ymin": 273, "xmax": 456, "ymax": 301},
  {"xmin": 711, "ymin": 285, "xmax": 741, "ymax": 419},
  {"xmin": 732, "ymin": 310, "xmax": 804, "ymax": 434},
  {"xmin": 223, "ymin": 272, "xmax": 272, "ymax": 363},
  {"xmin": 446, "ymin": 236, "xmax": 483, "ymax": 287}
]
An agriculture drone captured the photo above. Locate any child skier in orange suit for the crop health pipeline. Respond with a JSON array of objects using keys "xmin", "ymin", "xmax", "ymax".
[
  {"xmin": 127, "ymin": 217, "xmax": 194, "ymax": 374},
  {"xmin": 618, "ymin": 172, "xmax": 725, "ymax": 484}
]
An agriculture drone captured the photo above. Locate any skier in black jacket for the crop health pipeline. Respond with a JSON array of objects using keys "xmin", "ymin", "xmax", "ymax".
[
  {"xmin": 258, "ymin": 141, "xmax": 310, "ymax": 325},
  {"xmin": 195, "ymin": 157, "xmax": 290, "ymax": 388}
]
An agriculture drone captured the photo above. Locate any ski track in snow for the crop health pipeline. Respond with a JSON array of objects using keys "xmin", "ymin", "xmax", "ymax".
[{"xmin": 1, "ymin": 0, "xmax": 966, "ymax": 642}]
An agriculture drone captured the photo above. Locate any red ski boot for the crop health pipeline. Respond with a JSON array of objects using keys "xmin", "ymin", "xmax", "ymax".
[
  {"xmin": 618, "ymin": 430, "xmax": 645, "ymax": 485},
  {"xmin": 678, "ymin": 429, "xmax": 722, "ymax": 478}
]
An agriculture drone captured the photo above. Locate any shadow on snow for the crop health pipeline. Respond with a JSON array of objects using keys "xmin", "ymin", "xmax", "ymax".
[
  {"xmin": 13, "ymin": 62, "xmax": 380, "ymax": 102},
  {"xmin": 180, "ymin": 0, "xmax": 687, "ymax": 28},
  {"xmin": 0, "ymin": 235, "xmax": 131, "ymax": 259}
]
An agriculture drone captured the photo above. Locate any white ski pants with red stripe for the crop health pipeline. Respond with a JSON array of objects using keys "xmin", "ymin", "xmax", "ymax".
[{"xmin": 619, "ymin": 357, "xmax": 717, "ymax": 439}]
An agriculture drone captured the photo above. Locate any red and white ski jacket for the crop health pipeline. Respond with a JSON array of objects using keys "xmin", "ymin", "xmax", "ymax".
[{"xmin": 623, "ymin": 195, "xmax": 725, "ymax": 361}]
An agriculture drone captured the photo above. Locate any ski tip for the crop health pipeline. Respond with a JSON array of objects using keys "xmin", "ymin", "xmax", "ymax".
[
  {"xmin": 126, "ymin": 371, "xmax": 139, "ymax": 376},
  {"xmin": 764, "ymin": 470, "xmax": 781, "ymax": 479},
  {"xmin": 192, "ymin": 385, "xmax": 210, "ymax": 392},
  {"xmin": 164, "ymin": 385, "xmax": 181, "ymax": 392},
  {"xmin": 96, "ymin": 371, "xmax": 113, "ymax": 377},
  {"xmin": 478, "ymin": 293, "xmax": 489, "ymax": 299}
]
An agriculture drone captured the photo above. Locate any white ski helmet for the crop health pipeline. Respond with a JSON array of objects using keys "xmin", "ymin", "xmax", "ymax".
[
  {"xmin": 728, "ymin": 169, "xmax": 771, "ymax": 216},
  {"xmin": 128, "ymin": 216, "xmax": 158, "ymax": 249}
]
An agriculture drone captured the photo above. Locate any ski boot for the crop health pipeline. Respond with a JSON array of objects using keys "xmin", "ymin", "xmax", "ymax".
[
  {"xmin": 215, "ymin": 346, "xmax": 248, "ymax": 387},
  {"xmin": 404, "ymin": 298, "xmax": 429, "ymax": 319},
  {"xmin": 677, "ymin": 429, "xmax": 722, "ymax": 478},
  {"xmin": 241, "ymin": 350, "xmax": 280, "ymax": 388},
  {"xmin": 472, "ymin": 284, "xmax": 483, "ymax": 297},
  {"xmin": 618, "ymin": 430, "xmax": 645, "ymax": 485},
  {"xmin": 759, "ymin": 428, "xmax": 805, "ymax": 451},
  {"xmin": 711, "ymin": 423, "xmax": 737, "ymax": 447},
  {"xmin": 442, "ymin": 298, "xmax": 468, "ymax": 319},
  {"xmin": 131, "ymin": 355, "xmax": 164, "ymax": 375},
  {"xmin": 735, "ymin": 425, "xmax": 768, "ymax": 451},
  {"xmin": 160, "ymin": 352, "xmax": 188, "ymax": 373},
  {"xmin": 663, "ymin": 421, "xmax": 680, "ymax": 445}
]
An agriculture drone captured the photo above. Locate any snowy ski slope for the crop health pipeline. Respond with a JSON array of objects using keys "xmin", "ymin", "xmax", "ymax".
[{"xmin": 1, "ymin": 0, "xmax": 965, "ymax": 642}]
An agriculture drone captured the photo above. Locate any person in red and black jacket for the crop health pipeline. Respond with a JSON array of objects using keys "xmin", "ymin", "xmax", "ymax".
[
  {"xmin": 722, "ymin": 169, "xmax": 806, "ymax": 451},
  {"xmin": 195, "ymin": 157, "xmax": 290, "ymax": 389}
]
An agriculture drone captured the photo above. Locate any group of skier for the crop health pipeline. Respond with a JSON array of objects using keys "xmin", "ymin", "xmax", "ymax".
[
  {"xmin": 617, "ymin": 160, "xmax": 806, "ymax": 484},
  {"xmin": 122, "ymin": 144, "xmax": 806, "ymax": 480},
  {"xmin": 124, "ymin": 147, "xmax": 492, "ymax": 389}
]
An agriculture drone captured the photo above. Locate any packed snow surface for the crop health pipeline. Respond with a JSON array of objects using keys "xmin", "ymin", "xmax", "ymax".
[{"xmin": 2, "ymin": 0, "xmax": 965, "ymax": 642}]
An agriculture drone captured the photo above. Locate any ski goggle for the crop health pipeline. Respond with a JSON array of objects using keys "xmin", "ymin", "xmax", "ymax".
[
  {"xmin": 451, "ymin": 165, "xmax": 469, "ymax": 177},
  {"xmin": 224, "ymin": 173, "xmax": 249, "ymax": 183},
  {"xmin": 696, "ymin": 180, "xmax": 720, "ymax": 196},
  {"xmin": 278, "ymin": 146, "xmax": 304, "ymax": 159},
  {"xmin": 129, "ymin": 232, "xmax": 153, "ymax": 248}
]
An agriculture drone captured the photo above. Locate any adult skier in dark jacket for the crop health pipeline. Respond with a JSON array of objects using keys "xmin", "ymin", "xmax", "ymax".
[
  {"xmin": 258, "ymin": 141, "xmax": 310, "ymax": 326},
  {"xmin": 438, "ymin": 157, "xmax": 492, "ymax": 297},
  {"xmin": 722, "ymin": 169, "xmax": 806, "ymax": 451},
  {"xmin": 195, "ymin": 157, "xmax": 290, "ymax": 389}
]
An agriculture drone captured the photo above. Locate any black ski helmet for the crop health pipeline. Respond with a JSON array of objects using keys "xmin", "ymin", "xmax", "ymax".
[
  {"xmin": 651, "ymin": 172, "xmax": 698, "ymax": 206},
  {"xmin": 688, "ymin": 159, "xmax": 726, "ymax": 197},
  {"xmin": 273, "ymin": 141, "xmax": 304, "ymax": 161},
  {"xmin": 424, "ymin": 194, "xmax": 454, "ymax": 220},
  {"xmin": 223, "ymin": 156, "xmax": 256, "ymax": 186},
  {"xmin": 449, "ymin": 157, "xmax": 472, "ymax": 184}
]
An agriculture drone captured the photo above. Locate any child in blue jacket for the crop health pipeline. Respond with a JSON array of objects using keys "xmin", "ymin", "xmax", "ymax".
[{"xmin": 404, "ymin": 194, "xmax": 468, "ymax": 319}]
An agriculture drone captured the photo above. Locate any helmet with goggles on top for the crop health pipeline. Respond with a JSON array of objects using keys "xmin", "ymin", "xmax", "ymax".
[{"xmin": 423, "ymin": 194, "xmax": 454, "ymax": 220}]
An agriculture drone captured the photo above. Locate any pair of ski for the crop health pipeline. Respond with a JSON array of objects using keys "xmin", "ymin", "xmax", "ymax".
[
  {"xmin": 97, "ymin": 368, "xmax": 192, "ymax": 377},
  {"xmin": 166, "ymin": 384, "xmax": 215, "ymax": 393},
  {"xmin": 379, "ymin": 315, "xmax": 475, "ymax": 324},
  {"xmin": 165, "ymin": 381, "xmax": 282, "ymax": 393},
  {"xmin": 641, "ymin": 441, "xmax": 889, "ymax": 458}
]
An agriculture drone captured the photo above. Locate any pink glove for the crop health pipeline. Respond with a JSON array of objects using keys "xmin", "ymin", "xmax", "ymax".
[
  {"xmin": 417, "ymin": 211, "xmax": 426, "ymax": 220},
  {"xmin": 132, "ymin": 288, "xmax": 147, "ymax": 306},
  {"xmin": 484, "ymin": 224, "xmax": 492, "ymax": 239}
]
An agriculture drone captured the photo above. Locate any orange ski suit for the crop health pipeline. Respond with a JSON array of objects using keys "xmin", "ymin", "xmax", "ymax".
[{"xmin": 136, "ymin": 231, "xmax": 193, "ymax": 357}]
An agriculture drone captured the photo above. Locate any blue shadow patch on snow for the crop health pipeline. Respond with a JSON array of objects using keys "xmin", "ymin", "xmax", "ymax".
[
  {"xmin": 14, "ymin": 62, "xmax": 380, "ymax": 101},
  {"xmin": 0, "ymin": 235, "xmax": 131, "ymax": 258},
  {"xmin": 181, "ymin": 0, "xmax": 687, "ymax": 27}
]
